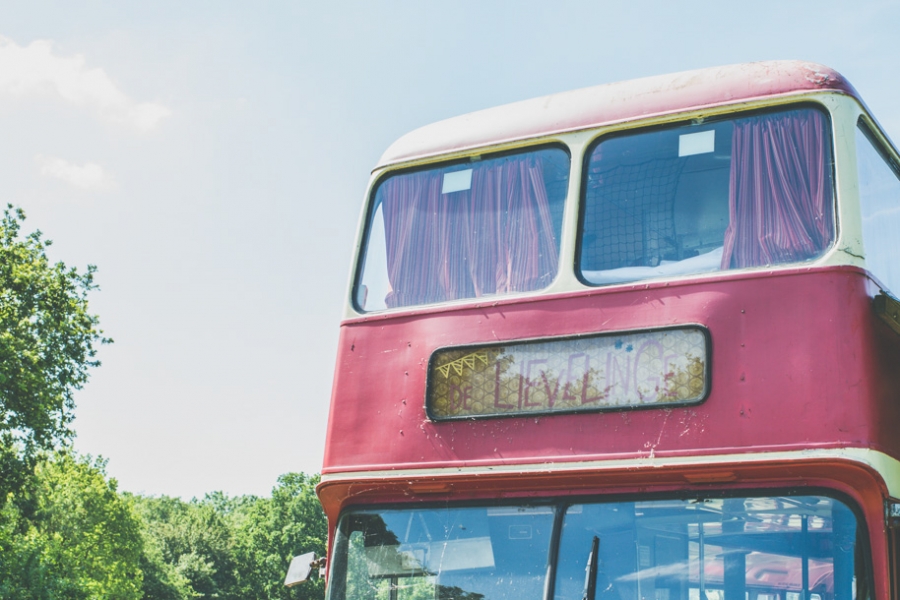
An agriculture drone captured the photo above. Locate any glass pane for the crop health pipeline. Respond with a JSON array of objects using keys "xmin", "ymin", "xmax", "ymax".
[
  {"xmin": 357, "ymin": 148, "xmax": 569, "ymax": 311},
  {"xmin": 857, "ymin": 123, "xmax": 900, "ymax": 295},
  {"xmin": 427, "ymin": 326, "xmax": 708, "ymax": 420},
  {"xmin": 579, "ymin": 107, "xmax": 834, "ymax": 286},
  {"xmin": 328, "ymin": 506, "xmax": 555, "ymax": 600},
  {"xmin": 555, "ymin": 496, "xmax": 866, "ymax": 600}
]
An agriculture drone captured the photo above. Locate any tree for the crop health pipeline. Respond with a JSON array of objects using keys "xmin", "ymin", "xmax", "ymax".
[
  {"xmin": 130, "ymin": 494, "xmax": 194, "ymax": 600},
  {"xmin": 0, "ymin": 451, "xmax": 144, "ymax": 599},
  {"xmin": 231, "ymin": 473, "xmax": 327, "ymax": 600},
  {"xmin": 134, "ymin": 476, "xmax": 327, "ymax": 600},
  {"xmin": 133, "ymin": 494, "xmax": 240, "ymax": 600},
  {"xmin": 0, "ymin": 205, "xmax": 109, "ymax": 499}
]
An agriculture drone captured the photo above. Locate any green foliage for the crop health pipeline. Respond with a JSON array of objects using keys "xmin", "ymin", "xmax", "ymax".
[
  {"xmin": 0, "ymin": 460, "xmax": 328, "ymax": 600},
  {"xmin": 0, "ymin": 499, "xmax": 55, "ymax": 600},
  {"xmin": 134, "ymin": 473, "xmax": 327, "ymax": 600},
  {"xmin": 0, "ymin": 205, "xmax": 109, "ymax": 498},
  {"xmin": 0, "ymin": 451, "xmax": 144, "ymax": 600},
  {"xmin": 132, "ymin": 494, "xmax": 238, "ymax": 599},
  {"xmin": 231, "ymin": 473, "xmax": 328, "ymax": 600}
]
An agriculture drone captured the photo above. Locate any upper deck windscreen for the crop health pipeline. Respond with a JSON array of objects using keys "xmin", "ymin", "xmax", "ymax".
[
  {"xmin": 580, "ymin": 107, "xmax": 834, "ymax": 284},
  {"xmin": 356, "ymin": 148, "xmax": 569, "ymax": 312}
]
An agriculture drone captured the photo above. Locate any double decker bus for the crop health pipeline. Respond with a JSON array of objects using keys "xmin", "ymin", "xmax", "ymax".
[{"xmin": 316, "ymin": 61, "xmax": 900, "ymax": 600}]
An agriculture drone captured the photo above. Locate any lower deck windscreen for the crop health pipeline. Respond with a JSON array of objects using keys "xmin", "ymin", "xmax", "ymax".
[{"xmin": 327, "ymin": 495, "xmax": 866, "ymax": 600}]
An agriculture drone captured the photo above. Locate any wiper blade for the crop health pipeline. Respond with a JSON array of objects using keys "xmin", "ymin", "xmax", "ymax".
[{"xmin": 581, "ymin": 536, "xmax": 600, "ymax": 600}]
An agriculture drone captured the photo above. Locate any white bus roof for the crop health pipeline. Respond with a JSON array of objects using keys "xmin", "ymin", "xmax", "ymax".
[{"xmin": 377, "ymin": 60, "xmax": 856, "ymax": 169}]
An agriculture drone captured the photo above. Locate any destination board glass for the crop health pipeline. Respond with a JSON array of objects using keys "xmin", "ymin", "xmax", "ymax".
[{"xmin": 427, "ymin": 327, "xmax": 708, "ymax": 420}]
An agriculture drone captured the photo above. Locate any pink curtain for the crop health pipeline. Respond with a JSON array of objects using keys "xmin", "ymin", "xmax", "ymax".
[
  {"xmin": 721, "ymin": 109, "xmax": 833, "ymax": 269},
  {"xmin": 380, "ymin": 155, "xmax": 559, "ymax": 308}
]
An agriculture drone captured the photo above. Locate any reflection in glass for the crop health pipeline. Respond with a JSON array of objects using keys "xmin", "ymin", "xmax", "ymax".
[
  {"xmin": 580, "ymin": 107, "xmax": 834, "ymax": 286},
  {"xmin": 328, "ymin": 496, "xmax": 867, "ymax": 600},
  {"xmin": 554, "ymin": 496, "xmax": 864, "ymax": 600},
  {"xmin": 329, "ymin": 506, "xmax": 554, "ymax": 600}
]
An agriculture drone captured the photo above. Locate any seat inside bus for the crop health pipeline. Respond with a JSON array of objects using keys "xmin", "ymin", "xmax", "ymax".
[{"xmin": 580, "ymin": 123, "xmax": 731, "ymax": 285}]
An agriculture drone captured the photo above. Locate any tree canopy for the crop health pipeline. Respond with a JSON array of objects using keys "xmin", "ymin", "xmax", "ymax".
[
  {"xmin": 1, "ymin": 453, "xmax": 329, "ymax": 600},
  {"xmin": 0, "ymin": 451, "xmax": 145, "ymax": 599},
  {"xmin": 0, "ymin": 205, "xmax": 109, "ymax": 498},
  {"xmin": 133, "ymin": 473, "xmax": 327, "ymax": 600}
]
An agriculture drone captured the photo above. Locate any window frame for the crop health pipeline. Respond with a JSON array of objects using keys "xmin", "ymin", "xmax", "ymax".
[{"xmin": 352, "ymin": 143, "xmax": 572, "ymax": 314}]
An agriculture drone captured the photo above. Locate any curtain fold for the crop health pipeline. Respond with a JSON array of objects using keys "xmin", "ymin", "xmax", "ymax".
[
  {"xmin": 721, "ymin": 110, "xmax": 833, "ymax": 269},
  {"xmin": 380, "ymin": 155, "xmax": 559, "ymax": 309}
]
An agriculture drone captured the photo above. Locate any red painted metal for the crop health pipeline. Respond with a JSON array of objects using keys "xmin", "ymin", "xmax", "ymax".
[
  {"xmin": 319, "ymin": 266, "xmax": 900, "ymax": 598},
  {"xmin": 323, "ymin": 266, "xmax": 900, "ymax": 474},
  {"xmin": 316, "ymin": 453, "xmax": 894, "ymax": 599}
]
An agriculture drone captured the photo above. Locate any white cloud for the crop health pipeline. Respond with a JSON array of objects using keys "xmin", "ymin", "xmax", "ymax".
[
  {"xmin": 0, "ymin": 36, "xmax": 171, "ymax": 132},
  {"xmin": 35, "ymin": 154, "xmax": 115, "ymax": 191}
]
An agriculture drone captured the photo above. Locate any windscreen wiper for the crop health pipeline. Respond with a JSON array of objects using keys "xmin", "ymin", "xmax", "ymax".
[{"xmin": 581, "ymin": 536, "xmax": 600, "ymax": 600}]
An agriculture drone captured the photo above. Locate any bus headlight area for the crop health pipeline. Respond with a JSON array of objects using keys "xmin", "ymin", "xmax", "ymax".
[{"xmin": 301, "ymin": 62, "xmax": 900, "ymax": 600}]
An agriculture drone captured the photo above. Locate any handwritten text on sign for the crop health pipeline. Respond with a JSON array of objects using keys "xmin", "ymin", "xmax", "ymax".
[{"xmin": 427, "ymin": 328, "xmax": 707, "ymax": 420}]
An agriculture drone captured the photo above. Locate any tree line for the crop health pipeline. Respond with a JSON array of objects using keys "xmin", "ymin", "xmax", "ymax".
[
  {"xmin": 1, "ymin": 452, "xmax": 326, "ymax": 599},
  {"xmin": 0, "ymin": 206, "xmax": 328, "ymax": 599}
]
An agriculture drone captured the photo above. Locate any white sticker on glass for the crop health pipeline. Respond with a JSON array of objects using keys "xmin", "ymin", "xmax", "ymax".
[
  {"xmin": 678, "ymin": 130, "xmax": 716, "ymax": 157},
  {"xmin": 442, "ymin": 169, "xmax": 473, "ymax": 194}
]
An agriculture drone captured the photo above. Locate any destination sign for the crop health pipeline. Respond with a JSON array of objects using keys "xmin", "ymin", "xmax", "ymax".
[{"xmin": 427, "ymin": 327, "xmax": 708, "ymax": 420}]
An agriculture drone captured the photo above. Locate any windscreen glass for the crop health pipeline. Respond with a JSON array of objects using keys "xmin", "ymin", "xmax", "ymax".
[
  {"xmin": 357, "ymin": 148, "xmax": 569, "ymax": 311},
  {"xmin": 328, "ymin": 505, "xmax": 555, "ymax": 600},
  {"xmin": 327, "ymin": 495, "xmax": 868, "ymax": 600},
  {"xmin": 554, "ymin": 496, "xmax": 864, "ymax": 600},
  {"xmin": 579, "ymin": 107, "xmax": 834, "ymax": 285}
]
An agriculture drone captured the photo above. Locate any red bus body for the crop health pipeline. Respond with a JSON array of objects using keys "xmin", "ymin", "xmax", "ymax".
[{"xmin": 318, "ymin": 62, "xmax": 900, "ymax": 600}]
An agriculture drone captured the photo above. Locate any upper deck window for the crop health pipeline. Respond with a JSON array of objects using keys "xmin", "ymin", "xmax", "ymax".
[
  {"xmin": 856, "ymin": 122, "xmax": 900, "ymax": 295},
  {"xmin": 356, "ymin": 148, "xmax": 569, "ymax": 312},
  {"xmin": 579, "ymin": 107, "xmax": 834, "ymax": 285}
]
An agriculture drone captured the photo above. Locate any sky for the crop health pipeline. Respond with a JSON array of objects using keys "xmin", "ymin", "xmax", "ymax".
[{"xmin": 1, "ymin": 1, "xmax": 898, "ymax": 500}]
